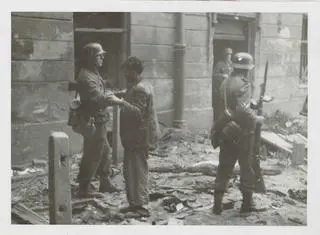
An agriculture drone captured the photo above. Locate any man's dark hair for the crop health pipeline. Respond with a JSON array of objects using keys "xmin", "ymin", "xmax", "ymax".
[{"xmin": 121, "ymin": 56, "xmax": 144, "ymax": 74}]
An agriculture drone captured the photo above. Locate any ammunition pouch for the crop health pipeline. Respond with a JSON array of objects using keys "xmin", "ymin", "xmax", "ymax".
[
  {"xmin": 221, "ymin": 121, "xmax": 243, "ymax": 144},
  {"xmin": 68, "ymin": 100, "xmax": 96, "ymax": 136}
]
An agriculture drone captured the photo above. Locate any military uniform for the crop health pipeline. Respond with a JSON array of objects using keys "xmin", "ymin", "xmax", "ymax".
[
  {"xmin": 212, "ymin": 49, "xmax": 233, "ymax": 121},
  {"xmin": 212, "ymin": 52, "xmax": 261, "ymax": 215},
  {"xmin": 76, "ymin": 65, "xmax": 118, "ymax": 196}
]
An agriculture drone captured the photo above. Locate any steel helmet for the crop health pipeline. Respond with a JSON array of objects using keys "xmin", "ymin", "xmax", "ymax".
[
  {"xmin": 232, "ymin": 52, "xmax": 254, "ymax": 70},
  {"xmin": 83, "ymin": 42, "xmax": 107, "ymax": 57}
]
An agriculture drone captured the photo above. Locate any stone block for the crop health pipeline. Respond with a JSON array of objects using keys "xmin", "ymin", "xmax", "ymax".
[
  {"xmin": 143, "ymin": 60, "xmax": 173, "ymax": 79},
  {"xmin": 131, "ymin": 13, "xmax": 174, "ymax": 28},
  {"xmin": 12, "ymin": 61, "xmax": 74, "ymax": 82},
  {"xmin": 12, "ymin": 16, "xmax": 73, "ymax": 41},
  {"xmin": 186, "ymin": 30, "xmax": 206, "ymax": 46},
  {"xmin": 184, "ymin": 14, "xmax": 207, "ymax": 31},
  {"xmin": 12, "ymin": 39, "xmax": 73, "ymax": 61},
  {"xmin": 11, "ymin": 82, "xmax": 73, "ymax": 124},
  {"xmin": 11, "ymin": 122, "xmax": 82, "ymax": 165},
  {"xmin": 185, "ymin": 62, "xmax": 210, "ymax": 78},
  {"xmin": 184, "ymin": 78, "xmax": 212, "ymax": 109},
  {"xmin": 131, "ymin": 44, "xmax": 173, "ymax": 62},
  {"xmin": 131, "ymin": 25, "xmax": 174, "ymax": 45},
  {"xmin": 261, "ymin": 13, "xmax": 279, "ymax": 24},
  {"xmin": 185, "ymin": 46, "xmax": 207, "ymax": 63}
]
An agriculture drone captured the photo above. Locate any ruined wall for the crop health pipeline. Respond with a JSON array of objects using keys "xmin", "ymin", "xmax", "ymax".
[
  {"xmin": 255, "ymin": 13, "xmax": 307, "ymax": 116},
  {"xmin": 11, "ymin": 13, "xmax": 82, "ymax": 165},
  {"xmin": 130, "ymin": 13, "xmax": 213, "ymax": 131}
]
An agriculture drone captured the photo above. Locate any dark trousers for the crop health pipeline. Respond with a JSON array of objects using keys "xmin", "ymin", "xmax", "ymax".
[
  {"xmin": 78, "ymin": 122, "xmax": 111, "ymax": 192},
  {"xmin": 214, "ymin": 134, "xmax": 255, "ymax": 193}
]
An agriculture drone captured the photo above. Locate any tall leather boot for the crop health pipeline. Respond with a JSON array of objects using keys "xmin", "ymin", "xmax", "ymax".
[
  {"xmin": 212, "ymin": 191, "xmax": 224, "ymax": 215},
  {"xmin": 99, "ymin": 177, "xmax": 120, "ymax": 193},
  {"xmin": 240, "ymin": 191, "xmax": 260, "ymax": 213}
]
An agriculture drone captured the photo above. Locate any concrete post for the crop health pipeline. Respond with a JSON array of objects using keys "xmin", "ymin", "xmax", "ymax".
[
  {"xmin": 173, "ymin": 13, "xmax": 186, "ymax": 128},
  {"xmin": 48, "ymin": 132, "xmax": 72, "ymax": 224}
]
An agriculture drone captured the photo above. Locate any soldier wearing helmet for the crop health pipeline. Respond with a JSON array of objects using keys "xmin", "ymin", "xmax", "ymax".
[
  {"xmin": 212, "ymin": 47, "xmax": 234, "ymax": 121},
  {"xmin": 212, "ymin": 52, "xmax": 265, "ymax": 215},
  {"xmin": 76, "ymin": 42, "xmax": 123, "ymax": 198}
]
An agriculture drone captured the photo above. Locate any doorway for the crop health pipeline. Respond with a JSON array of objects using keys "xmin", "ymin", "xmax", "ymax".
[
  {"xmin": 72, "ymin": 12, "xmax": 129, "ymax": 164},
  {"xmin": 213, "ymin": 39, "xmax": 248, "ymax": 66},
  {"xmin": 73, "ymin": 12, "xmax": 127, "ymax": 88}
]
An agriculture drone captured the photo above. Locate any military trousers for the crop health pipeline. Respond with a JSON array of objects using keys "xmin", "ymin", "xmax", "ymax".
[
  {"xmin": 214, "ymin": 134, "xmax": 256, "ymax": 193},
  {"xmin": 78, "ymin": 122, "xmax": 112, "ymax": 192}
]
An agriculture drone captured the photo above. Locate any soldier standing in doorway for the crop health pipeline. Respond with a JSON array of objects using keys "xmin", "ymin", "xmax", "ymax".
[
  {"xmin": 212, "ymin": 47, "xmax": 234, "ymax": 122},
  {"xmin": 212, "ymin": 52, "xmax": 265, "ymax": 215},
  {"xmin": 76, "ymin": 42, "xmax": 123, "ymax": 198}
]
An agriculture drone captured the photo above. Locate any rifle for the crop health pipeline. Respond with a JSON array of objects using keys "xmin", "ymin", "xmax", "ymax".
[{"xmin": 253, "ymin": 61, "xmax": 269, "ymax": 194}]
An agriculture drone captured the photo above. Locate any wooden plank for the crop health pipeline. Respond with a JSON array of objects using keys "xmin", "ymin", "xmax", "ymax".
[
  {"xmin": 12, "ymin": 203, "xmax": 49, "ymax": 224},
  {"xmin": 12, "ymin": 12, "xmax": 72, "ymax": 20},
  {"xmin": 12, "ymin": 39, "xmax": 73, "ymax": 61},
  {"xmin": 261, "ymin": 131, "xmax": 293, "ymax": 154},
  {"xmin": 48, "ymin": 132, "xmax": 72, "ymax": 224},
  {"xmin": 12, "ymin": 61, "xmax": 74, "ymax": 82},
  {"xmin": 12, "ymin": 16, "xmax": 73, "ymax": 41}
]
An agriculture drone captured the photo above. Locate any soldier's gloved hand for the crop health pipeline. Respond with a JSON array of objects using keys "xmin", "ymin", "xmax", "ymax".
[{"xmin": 256, "ymin": 115, "xmax": 265, "ymax": 124}]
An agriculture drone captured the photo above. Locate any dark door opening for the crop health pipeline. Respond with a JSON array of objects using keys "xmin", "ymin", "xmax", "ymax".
[
  {"xmin": 73, "ymin": 12, "xmax": 125, "ymax": 89},
  {"xmin": 213, "ymin": 39, "xmax": 248, "ymax": 66}
]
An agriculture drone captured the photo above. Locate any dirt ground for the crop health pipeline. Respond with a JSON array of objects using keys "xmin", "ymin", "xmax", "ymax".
[{"xmin": 11, "ymin": 123, "xmax": 307, "ymax": 226}]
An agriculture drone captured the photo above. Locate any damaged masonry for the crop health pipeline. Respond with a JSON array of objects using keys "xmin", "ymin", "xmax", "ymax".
[{"xmin": 11, "ymin": 12, "xmax": 307, "ymax": 225}]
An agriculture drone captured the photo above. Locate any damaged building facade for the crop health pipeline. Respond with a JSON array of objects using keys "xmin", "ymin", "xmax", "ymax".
[{"xmin": 11, "ymin": 12, "xmax": 307, "ymax": 164}]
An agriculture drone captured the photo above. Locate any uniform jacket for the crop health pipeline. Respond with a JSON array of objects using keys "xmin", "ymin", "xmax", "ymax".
[
  {"xmin": 120, "ymin": 81, "xmax": 160, "ymax": 150},
  {"xmin": 218, "ymin": 74, "xmax": 257, "ymax": 132},
  {"xmin": 212, "ymin": 60, "xmax": 233, "ymax": 89},
  {"xmin": 77, "ymin": 68, "xmax": 114, "ymax": 123}
]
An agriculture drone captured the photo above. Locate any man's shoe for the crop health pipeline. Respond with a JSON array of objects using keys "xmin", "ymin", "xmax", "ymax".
[
  {"xmin": 240, "ymin": 191, "xmax": 267, "ymax": 213},
  {"xmin": 119, "ymin": 205, "xmax": 136, "ymax": 213},
  {"xmin": 135, "ymin": 206, "xmax": 150, "ymax": 217}
]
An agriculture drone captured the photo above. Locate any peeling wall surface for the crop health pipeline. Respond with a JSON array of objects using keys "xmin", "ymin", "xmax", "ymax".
[
  {"xmin": 255, "ymin": 13, "xmax": 307, "ymax": 115},
  {"xmin": 130, "ymin": 13, "xmax": 213, "ymax": 131},
  {"xmin": 11, "ymin": 13, "xmax": 82, "ymax": 164}
]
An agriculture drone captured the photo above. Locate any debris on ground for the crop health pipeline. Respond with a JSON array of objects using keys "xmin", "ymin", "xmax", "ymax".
[
  {"xmin": 11, "ymin": 111, "xmax": 307, "ymax": 225},
  {"xmin": 288, "ymin": 189, "xmax": 307, "ymax": 204}
]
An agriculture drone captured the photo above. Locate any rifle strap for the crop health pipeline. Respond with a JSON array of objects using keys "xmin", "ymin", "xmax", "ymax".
[{"xmin": 223, "ymin": 77, "xmax": 232, "ymax": 117}]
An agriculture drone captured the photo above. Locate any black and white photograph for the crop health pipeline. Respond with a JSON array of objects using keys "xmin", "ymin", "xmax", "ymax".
[{"xmin": 5, "ymin": 0, "xmax": 318, "ymax": 232}]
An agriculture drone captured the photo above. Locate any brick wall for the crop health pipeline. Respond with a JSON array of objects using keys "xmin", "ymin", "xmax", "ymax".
[
  {"xmin": 11, "ymin": 13, "xmax": 82, "ymax": 165},
  {"xmin": 130, "ymin": 13, "xmax": 213, "ymax": 131},
  {"xmin": 255, "ymin": 13, "xmax": 307, "ymax": 115}
]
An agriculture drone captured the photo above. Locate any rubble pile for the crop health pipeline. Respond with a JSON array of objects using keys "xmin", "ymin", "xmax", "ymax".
[{"xmin": 11, "ymin": 112, "xmax": 307, "ymax": 225}]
